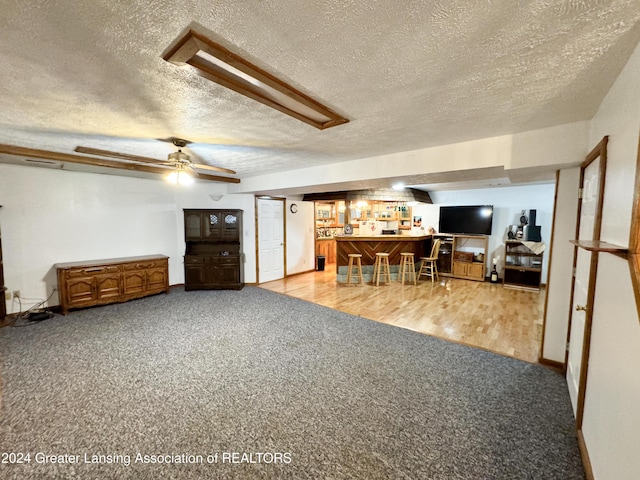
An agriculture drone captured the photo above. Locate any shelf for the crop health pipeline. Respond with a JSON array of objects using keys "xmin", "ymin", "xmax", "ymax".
[
  {"xmin": 504, "ymin": 240, "xmax": 543, "ymax": 290},
  {"xmin": 435, "ymin": 234, "xmax": 488, "ymax": 282},
  {"xmin": 570, "ymin": 239, "xmax": 629, "ymax": 258},
  {"xmin": 504, "ymin": 265, "xmax": 542, "ymax": 272}
]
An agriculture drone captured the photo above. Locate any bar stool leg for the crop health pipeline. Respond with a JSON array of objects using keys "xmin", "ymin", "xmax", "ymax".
[
  {"xmin": 406, "ymin": 255, "xmax": 416, "ymax": 285},
  {"xmin": 373, "ymin": 256, "xmax": 379, "ymax": 286},
  {"xmin": 356, "ymin": 257, "xmax": 364, "ymax": 285},
  {"xmin": 383, "ymin": 256, "xmax": 391, "ymax": 285},
  {"xmin": 400, "ymin": 255, "xmax": 407, "ymax": 285}
]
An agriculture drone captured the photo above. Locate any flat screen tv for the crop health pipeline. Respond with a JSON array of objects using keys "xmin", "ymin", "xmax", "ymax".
[{"xmin": 438, "ymin": 205, "xmax": 493, "ymax": 235}]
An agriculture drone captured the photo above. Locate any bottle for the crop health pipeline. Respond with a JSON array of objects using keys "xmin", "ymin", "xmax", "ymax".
[{"xmin": 490, "ymin": 265, "xmax": 499, "ymax": 283}]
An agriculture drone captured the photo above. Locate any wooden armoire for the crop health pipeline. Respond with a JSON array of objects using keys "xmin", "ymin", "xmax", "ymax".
[{"xmin": 183, "ymin": 209, "xmax": 244, "ymax": 290}]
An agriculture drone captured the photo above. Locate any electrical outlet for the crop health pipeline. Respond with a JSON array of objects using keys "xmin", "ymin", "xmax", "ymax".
[
  {"xmin": 13, "ymin": 290, "xmax": 20, "ymax": 299},
  {"xmin": 4, "ymin": 291, "xmax": 10, "ymax": 301}
]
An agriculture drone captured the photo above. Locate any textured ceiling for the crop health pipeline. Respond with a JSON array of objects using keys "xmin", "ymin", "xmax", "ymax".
[{"xmin": 0, "ymin": 0, "xmax": 639, "ymax": 190}]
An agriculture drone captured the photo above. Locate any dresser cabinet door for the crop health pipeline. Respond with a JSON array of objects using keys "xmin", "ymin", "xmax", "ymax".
[
  {"xmin": 209, "ymin": 257, "xmax": 240, "ymax": 284},
  {"xmin": 122, "ymin": 271, "xmax": 146, "ymax": 296},
  {"xmin": 147, "ymin": 267, "xmax": 168, "ymax": 293},
  {"xmin": 185, "ymin": 256, "xmax": 205, "ymax": 288},
  {"xmin": 221, "ymin": 212, "xmax": 240, "ymax": 240},
  {"xmin": 467, "ymin": 263, "xmax": 485, "ymax": 279},
  {"xmin": 95, "ymin": 273, "xmax": 121, "ymax": 302},
  {"xmin": 203, "ymin": 212, "xmax": 222, "ymax": 239},
  {"xmin": 65, "ymin": 276, "xmax": 97, "ymax": 307},
  {"xmin": 452, "ymin": 262, "xmax": 468, "ymax": 277},
  {"xmin": 185, "ymin": 212, "xmax": 204, "ymax": 239}
]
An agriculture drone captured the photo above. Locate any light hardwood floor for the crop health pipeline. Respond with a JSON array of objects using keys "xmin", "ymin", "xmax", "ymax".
[{"xmin": 258, "ymin": 268, "xmax": 545, "ymax": 363}]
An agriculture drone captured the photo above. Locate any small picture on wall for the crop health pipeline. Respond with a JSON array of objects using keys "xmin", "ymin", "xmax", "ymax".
[{"xmin": 413, "ymin": 216, "xmax": 422, "ymax": 227}]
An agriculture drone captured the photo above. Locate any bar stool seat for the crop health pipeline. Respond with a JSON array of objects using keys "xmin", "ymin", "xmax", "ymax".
[
  {"xmin": 346, "ymin": 253, "xmax": 364, "ymax": 286},
  {"xmin": 372, "ymin": 252, "xmax": 391, "ymax": 286},
  {"xmin": 399, "ymin": 252, "xmax": 417, "ymax": 285}
]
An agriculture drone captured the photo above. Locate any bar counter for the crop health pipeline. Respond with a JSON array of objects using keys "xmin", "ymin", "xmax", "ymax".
[{"xmin": 335, "ymin": 234, "xmax": 432, "ymax": 273}]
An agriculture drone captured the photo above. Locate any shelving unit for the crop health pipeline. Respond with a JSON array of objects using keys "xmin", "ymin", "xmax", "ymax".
[
  {"xmin": 315, "ymin": 201, "xmax": 413, "ymax": 231},
  {"xmin": 503, "ymin": 240, "xmax": 543, "ymax": 290},
  {"xmin": 434, "ymin": 234, "xmax": 488, "ymax": 281}
]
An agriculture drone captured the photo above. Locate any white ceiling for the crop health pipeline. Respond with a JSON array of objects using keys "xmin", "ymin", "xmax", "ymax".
[{"xmin": 0, "ymin": 0, "xmax": 639, "ymax": 193}]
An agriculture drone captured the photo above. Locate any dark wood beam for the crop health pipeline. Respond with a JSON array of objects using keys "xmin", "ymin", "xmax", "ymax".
[
  {"xmin": 303, "ymin": 188, "xmax": 432, "ymax": 203},
  {"xmin": 0, "ymin": 144, "xmax": 240, "ymax": 184}
]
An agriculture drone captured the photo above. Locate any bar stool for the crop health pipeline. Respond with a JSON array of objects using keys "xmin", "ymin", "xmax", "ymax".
[
  {"xmin": 418, "ymin": 239, "xmax": 441, "ymax": 283},
  {"xmin": 372, "ymin": 252, "xmax": 391, "ymax": 286},
  {"xmin": 346, "ymin": 253, "xmax": 364, "ymax": 286},
  {"xmin": 399, "ymin": 252, "xmax": 417, "ymax": 285}
]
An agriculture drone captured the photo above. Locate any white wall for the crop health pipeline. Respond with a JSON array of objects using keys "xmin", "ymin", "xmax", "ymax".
[
  {"xmin": 429, "ymin": 184, "xmax": 555, "ymax": 280},
  {"xmin": 578, "ymin": 39, "xmax": 640, "ymax": 480},
  {"xmin": 542, "ymin": 168, "xmax": 580, "ymax": 363},
  {"xmin": 285, "ymin": 199, "xmax": 315, "ymax": 275},
  {"xmin": 0, "ymin": 164, "xmax": 256, "ymax": 314},
  {"xmin": 410, "ymin": 203, "xmax": 440, "ymax": 234}
]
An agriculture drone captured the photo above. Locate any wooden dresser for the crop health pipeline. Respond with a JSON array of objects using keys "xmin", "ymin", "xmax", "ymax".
[{"xmin": 55, "ymin": 255, "xmax": 169, "ymax": 314}]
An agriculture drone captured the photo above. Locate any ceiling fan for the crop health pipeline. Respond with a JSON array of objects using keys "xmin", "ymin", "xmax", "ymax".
[
  {"xmin": 0, "ymin": 139, "xmax": 239, "ymax": 184},
  {"xmin": 75, "ymin": 138, "xmax": 237, "ymax": 184}
]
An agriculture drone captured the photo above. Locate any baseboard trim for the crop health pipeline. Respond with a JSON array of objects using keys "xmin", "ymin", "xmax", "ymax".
[
  {"xmin": 538, "ymin": 357, "xmax": 564, "ymax": 371},
  {"xmin": 577, "ymin": 429, "xmax": 594, "ymax": 480}
]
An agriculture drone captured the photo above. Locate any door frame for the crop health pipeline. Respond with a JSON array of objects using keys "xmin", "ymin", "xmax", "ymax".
[
  {"xmin": 564, "ymin": 136, "xmax": 607, "ymax": 431},
  {"xmin": 254, "ymin": 195, "xmax": 286, "ymax": 284}
]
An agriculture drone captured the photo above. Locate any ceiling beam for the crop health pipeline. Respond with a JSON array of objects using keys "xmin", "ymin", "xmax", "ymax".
[
  {"xmin": 0, "ymin": 144, "xmax": 240, "ymax": 184},
  {"xmin": 163, "ymin": 30, "xmax": 349, "ymax": 130},
  {"xmin": 74, "ymin": 146, "xmax": 170, "ymax": 166},
  {"xmin": 303, "ymin": 188, "xmax": 432, "ymax": 203}
]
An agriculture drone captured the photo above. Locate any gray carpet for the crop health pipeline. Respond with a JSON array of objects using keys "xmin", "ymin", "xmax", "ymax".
[{"xmin": 0, "ymin": 287, "xmax": 584, "ymax": 479}]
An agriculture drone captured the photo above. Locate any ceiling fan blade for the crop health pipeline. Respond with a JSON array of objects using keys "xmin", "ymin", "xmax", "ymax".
[
  {"xmin": 74, "ymin": 146, "xmax": 172, "ymax": 166},
  {"xmin": 190, "ymin": 162, "xmax": 236, "ymax": 175},
  {"xmin": 184, "ymin": 164, "xmax": 200, "ymax": 177},
  {"xmin": 185, "ymin": 148, "xmax": 236, "ymax": 174},
  {"xmin": 184, "ymin": 165, "xmax": 238, "ymax": 182}
]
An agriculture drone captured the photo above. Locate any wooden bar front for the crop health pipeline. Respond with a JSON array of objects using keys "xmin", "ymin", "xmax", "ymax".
[{"xmin": 335, "ymin": 235, "xmax": 432, "ymax": 271}]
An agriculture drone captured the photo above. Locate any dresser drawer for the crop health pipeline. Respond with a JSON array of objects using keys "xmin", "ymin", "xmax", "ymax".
[
  {"xmin": 184, "ymin": 255, "xmax": 205, "ymax": 265},
  {"xmin": 123, "ymin": 260, "xmax": 162, "ymax": 271},
  {"xmin": 211, "ymin": 256, "xmax": 240, "ymax": 265},
  {"xmin": 64, "ymin": 265, "xmax": 120, "ymax": 278}
]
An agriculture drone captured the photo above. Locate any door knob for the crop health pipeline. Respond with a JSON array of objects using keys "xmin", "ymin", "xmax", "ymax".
[{"xmin": 575, "ymin": 304, "xmax": 587, "ymax": 312}]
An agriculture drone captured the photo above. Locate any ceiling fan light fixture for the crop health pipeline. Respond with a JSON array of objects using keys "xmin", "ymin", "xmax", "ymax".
[
  {"xmin": 163, "ymin": 30, "xmax": 349, "ymax": 130},
  {"xmin": 168, "ymin": 149, "xmax": 190, "ymax": 163},
  {"xmin": 166, "ymin": 165, "xmax": 194, "ymax": 185}
]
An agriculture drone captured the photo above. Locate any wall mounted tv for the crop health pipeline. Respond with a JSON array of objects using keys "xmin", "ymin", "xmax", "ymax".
[{"xmin": 438, "ymin": 205, "xmax": 493, "ymax": 235}]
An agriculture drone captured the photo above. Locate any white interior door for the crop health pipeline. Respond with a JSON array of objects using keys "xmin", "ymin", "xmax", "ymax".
[
  {"xmin": 566, "ymin": 159, "xmax": 600, "ymax": 414},
  {"xmin": 257, "ymin": 198, "xmax": 285, "ymax": 283}
]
